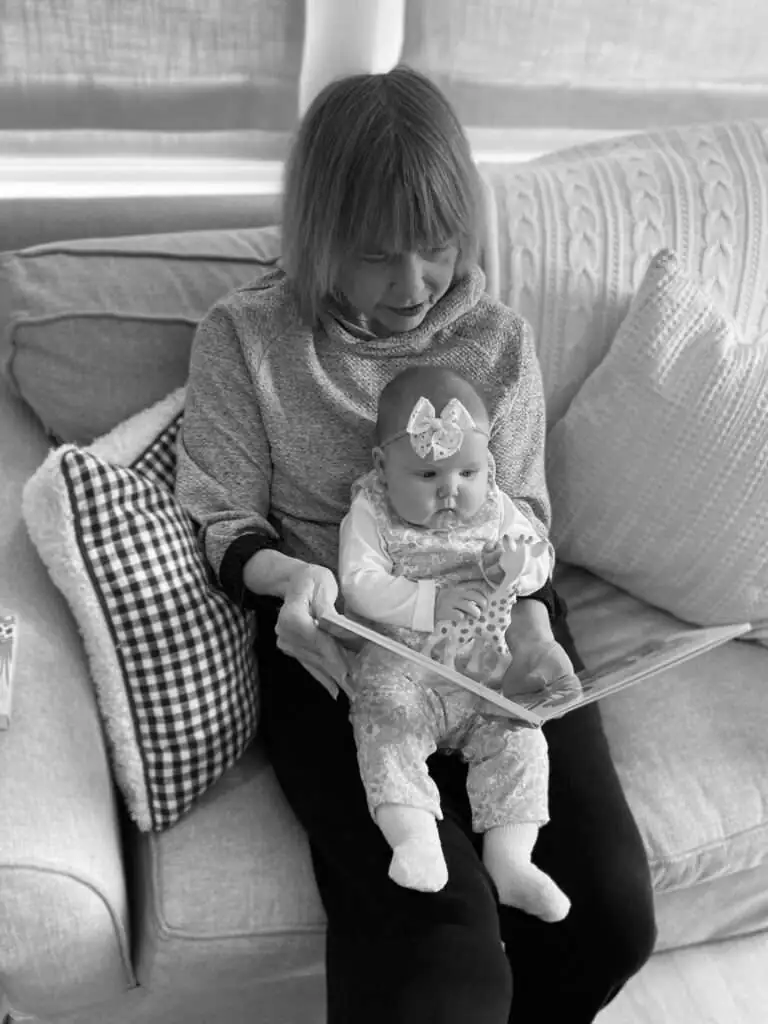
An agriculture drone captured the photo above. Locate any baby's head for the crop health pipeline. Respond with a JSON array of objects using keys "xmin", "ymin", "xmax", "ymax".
[
  {"xmin": 374, "ymin": 367, "xmax": 491, "ymax": 529},
  {"xmin": 281, "ymin": 65, "xmax": 483, "ymax": 332}
]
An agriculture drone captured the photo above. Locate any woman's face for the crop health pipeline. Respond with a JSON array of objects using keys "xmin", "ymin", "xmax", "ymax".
[{"xmin": 336, "ymin": 243, "xmax": 459, "ymax": 336}]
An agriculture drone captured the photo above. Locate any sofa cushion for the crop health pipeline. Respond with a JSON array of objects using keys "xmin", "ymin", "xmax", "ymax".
[
  {"xmin": 556, "ymin": 562, "xmax": 768, "ymax": 949},
  {"xmin": 479, "ymin": 118, "xmax": 768, "ymax": 425},
  {"xmin": 0, "ymin": 225, "xmax": 281, "ymax": 444},
  {"xmin": 546, "ymin": 249, "xmax": 768, "ymax": 640},
  {"xmin": 21, "ymin": 390, "xmax": 259, "ymax": 832}
]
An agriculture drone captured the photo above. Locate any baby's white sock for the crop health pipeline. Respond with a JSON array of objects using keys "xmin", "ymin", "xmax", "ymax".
[
  {"xmin": 483, "ymin": 822, "xmax": 570, "ymax": 922},
  {"xmin": 376, "ymin": 804, "xmax": 448, "ymax": 892}
]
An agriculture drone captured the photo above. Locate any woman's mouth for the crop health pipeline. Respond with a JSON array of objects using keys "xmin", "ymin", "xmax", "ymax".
[{"xmin": 387, "ymin": 301, "xmax": 427, "ymax": 319}]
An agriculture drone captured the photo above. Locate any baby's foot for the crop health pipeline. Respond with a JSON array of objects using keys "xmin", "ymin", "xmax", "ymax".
[
  {"xmin": 483, "ymin": 826, "xmax": 570, "ymax": 922},
  {"xmin": 489, "ymin": 859, "xmax": 570, "ymax": 922},
  {"xmin": 376, "ymin": 804, "xmax": 448, "ymax": 892},
  {"xmin": 389, "ymin": 837, "xmax": 449, "ymax": 892}
]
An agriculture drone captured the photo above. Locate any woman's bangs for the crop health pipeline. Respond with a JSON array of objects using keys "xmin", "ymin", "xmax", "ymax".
[{"xmin": 343, "ymin": 149, "xmax": 472, "ymax": 255}]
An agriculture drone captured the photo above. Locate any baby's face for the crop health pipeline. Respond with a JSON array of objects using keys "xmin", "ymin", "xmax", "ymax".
[{"xmin": 376, "ymin": 430, "xmax": 489, "ymax": 529}]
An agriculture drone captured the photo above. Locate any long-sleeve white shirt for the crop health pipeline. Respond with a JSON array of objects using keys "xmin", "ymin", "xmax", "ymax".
[{"xmin": 339, "ymin": 492, "xmax": 554, "ymax": 633}]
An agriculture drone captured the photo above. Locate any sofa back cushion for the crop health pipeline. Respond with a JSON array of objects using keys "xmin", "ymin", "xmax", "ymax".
[
  {"xmin": 479, "ymin": 118, "xmax": 768, "ymax": 425},
  {"xmin": 0, "ymin": 226, "xmax": 281, "ymax": 443}
]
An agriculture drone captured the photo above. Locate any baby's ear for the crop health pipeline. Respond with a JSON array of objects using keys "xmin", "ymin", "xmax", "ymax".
[{"xmin": 372, "ymin": 446, "xmax": 386, "ymax": 480}]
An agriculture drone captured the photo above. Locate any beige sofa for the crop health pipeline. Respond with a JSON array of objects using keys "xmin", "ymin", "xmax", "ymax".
[{"xmin": 1, "ymin": 115, "xmax": 767, "ymax": 1024}]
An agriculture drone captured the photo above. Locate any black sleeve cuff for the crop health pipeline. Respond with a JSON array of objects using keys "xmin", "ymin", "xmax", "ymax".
[
  {"xmin": 518, "ymin": 577, "xmax": 567, "ymax": 625},
  {"xmin": 217, "ymin": 533, "xmax": 278, "ymax": 610}
]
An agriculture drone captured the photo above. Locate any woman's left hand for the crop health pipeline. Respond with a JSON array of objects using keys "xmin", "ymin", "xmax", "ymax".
[{"xmin": 502, "ymin": 637, "xmax": 582, "ymax": 700}]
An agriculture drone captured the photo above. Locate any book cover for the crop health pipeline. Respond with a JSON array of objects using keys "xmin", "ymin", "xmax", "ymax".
[{"xmin": 319, "ymin": 610, "xmax": 752, "ymax": 727}]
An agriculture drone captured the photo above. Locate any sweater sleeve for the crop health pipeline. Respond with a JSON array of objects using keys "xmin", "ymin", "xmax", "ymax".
[
  {"xmin": 490, "ymin": 318, "xmax": 551, "ymax": 538},
  {"xmin": 339, "ymin": 495, "xmax": 437, "ymax": 631},
  {"xmin": 175, "ymin": 302, "xmax": 280, "ymax": 598}
]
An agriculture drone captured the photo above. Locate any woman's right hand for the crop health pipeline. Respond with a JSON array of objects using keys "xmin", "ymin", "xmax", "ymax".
[{"xmin": 275, "ymin": 562, "xmax": 353, "ymax": 697}]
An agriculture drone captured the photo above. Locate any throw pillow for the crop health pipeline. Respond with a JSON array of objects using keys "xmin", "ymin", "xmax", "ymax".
[
  {"xmin": 0, "ymin": 225, "xmax": 282, "ymax": 443},
  {"xmin": 546, "ymin": 249, "xmax": 768, "ymax": 643},
  {"xmin": 22, "ymin": 389, "xmax": 259, "ymax": 831},
  {"xmin": 479, "ymin": 118, "xmax": 768, "ymax": 425}
]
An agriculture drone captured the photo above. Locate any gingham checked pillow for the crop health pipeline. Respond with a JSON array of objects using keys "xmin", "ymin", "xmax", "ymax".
[{"xmin": 22, "ymin": 388, "xmax": 259, "ymax": 831}]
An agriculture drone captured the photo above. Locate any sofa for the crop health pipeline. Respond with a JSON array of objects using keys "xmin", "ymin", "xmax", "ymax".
[{"xmin": 1, "ymin": 111, "xmax": 768, "ymax": 1024}]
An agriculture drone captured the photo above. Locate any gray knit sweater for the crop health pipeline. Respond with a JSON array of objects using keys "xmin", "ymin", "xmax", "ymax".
[{"xmin": 175, "ymin": 265, "xmax": 550, "ymax": 590}]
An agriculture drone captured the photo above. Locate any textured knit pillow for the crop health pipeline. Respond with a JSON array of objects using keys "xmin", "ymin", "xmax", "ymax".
[
  {"xmin": 546, "ymin": 249, "xmax": 768, "ymax": 643},
  {"xmin": 22, "ymin": 389, "xmax": 259, "ymax": 831}
]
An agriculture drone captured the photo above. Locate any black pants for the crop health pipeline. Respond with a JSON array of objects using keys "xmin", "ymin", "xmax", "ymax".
[{"xmin": 256, "ymin": 600, "xmax": 657, "ymax": 1023}]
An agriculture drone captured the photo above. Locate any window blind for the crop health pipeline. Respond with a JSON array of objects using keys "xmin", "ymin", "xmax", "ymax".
[{"xmin": 1, "ymin": 0, "xmax": 304, "ymax": 134}]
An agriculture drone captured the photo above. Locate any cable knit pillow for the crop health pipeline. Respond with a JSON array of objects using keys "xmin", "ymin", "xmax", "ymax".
[
  {"xmin": 547, "ymin": 250, "xmax": 767, "ymax": 643},
  {"xmin": 479, "ymin": 118, "xmax": 768, "ymax": 425},
  {"xmin": 22, "ymin": 389, "xmax": 259, "ymax": 831}
]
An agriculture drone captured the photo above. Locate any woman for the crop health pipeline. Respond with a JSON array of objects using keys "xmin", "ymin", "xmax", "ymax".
[{"xmin": 176, "ymin": 64, "xmax": 656, "ymax": 1023}]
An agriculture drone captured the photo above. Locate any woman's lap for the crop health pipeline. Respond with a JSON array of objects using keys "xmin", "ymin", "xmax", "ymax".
[{"xmin": 256, "ymin": 598, "xmax": 656, "ymax": 1023}]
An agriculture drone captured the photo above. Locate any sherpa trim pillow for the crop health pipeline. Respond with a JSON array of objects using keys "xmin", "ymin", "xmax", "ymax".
[
  {"xmin": 22, "ymin": 388, "xmax": 259, "ymax": 831},
  {"xmin": 546, "ymin": 249, "xmax": 767, "ymax": 643}
]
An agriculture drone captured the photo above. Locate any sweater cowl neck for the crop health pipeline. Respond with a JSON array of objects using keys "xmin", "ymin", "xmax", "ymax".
[{"xmin": 321, "ymin": 265, "xmax": 486, "ymax": 357}]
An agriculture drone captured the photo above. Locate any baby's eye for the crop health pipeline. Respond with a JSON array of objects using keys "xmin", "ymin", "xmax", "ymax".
[
  {"xmin": 420, "ymin": 470, "xmax": 437, "ymax": 479},
  {"xmin": 361, "ymin": 253, "xmax": 387, "ymax": 264},
  {"xmin": 460, "ymin": 469, "xmax": 478, "ymax": 478}
]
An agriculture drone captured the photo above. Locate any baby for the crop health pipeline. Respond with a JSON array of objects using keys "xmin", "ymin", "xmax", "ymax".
[{"xmin": 339, "ymin": 366, "xmax": 571, "ymax": 923}]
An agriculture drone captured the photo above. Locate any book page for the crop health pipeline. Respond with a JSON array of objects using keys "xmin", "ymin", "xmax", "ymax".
[
  {"xmin": 518, "ymin": 622, "xmax": 753, "ymax": 722},
  {"xmin": 320, "ymin": 611, "xmax": 544, "ymax": 725}
]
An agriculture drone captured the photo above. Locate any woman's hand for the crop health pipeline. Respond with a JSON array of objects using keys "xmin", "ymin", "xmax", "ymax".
[
  {"xmin": 502, "ymin": 637, "xmax": 581, "ymax": 699},
  {"xmin": 502, "ymin": 597, "xmax": 582, "ymax": 701},
  {"xmin": 275, "ymin": 562, "xmax": 353, "ymax": 698}
]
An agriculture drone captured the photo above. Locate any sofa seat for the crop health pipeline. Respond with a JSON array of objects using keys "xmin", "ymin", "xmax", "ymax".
[
  {"xmin": 109, "ymin": 564, "xmax": 768, "ymax": 1021},
  {"xmin": 3, "ymin": 399, "xmax": 767, "ymax": 1022}
]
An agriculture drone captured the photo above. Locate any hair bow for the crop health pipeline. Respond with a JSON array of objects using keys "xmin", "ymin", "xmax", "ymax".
[{"xmin": 407, "ymin": 397, "xmax": 478, "ymax": 461}]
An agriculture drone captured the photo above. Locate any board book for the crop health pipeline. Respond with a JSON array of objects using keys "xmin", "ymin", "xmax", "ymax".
[{"xmin": 320, "ymin": 610, "xmax": 752, "ymax": 727}]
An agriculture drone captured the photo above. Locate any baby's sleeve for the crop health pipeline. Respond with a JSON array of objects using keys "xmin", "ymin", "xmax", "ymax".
[
  {"xmin": 339, "ymin": 495, "xmax": 437, "ymax": 631},
  {"xmin": 499, "ymin": 493, "xmax": 555, "ymax": 595}
]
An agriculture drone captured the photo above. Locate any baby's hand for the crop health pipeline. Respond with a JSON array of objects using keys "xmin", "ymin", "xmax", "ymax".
[
  {"xmin": 435, "ymin": 583, "xmax": 489, "ymax": 623},
  {"xmin": 482, "ymin": 534, "xmax": 548, "ymax": 587}
]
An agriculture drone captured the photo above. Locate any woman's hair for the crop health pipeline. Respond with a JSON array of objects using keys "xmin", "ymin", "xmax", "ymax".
[{"xmin": 282, "ymin": 64, "xmax": 483, "ymax": 325}]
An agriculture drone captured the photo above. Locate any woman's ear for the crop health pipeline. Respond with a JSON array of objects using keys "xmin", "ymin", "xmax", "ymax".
[{"xmin": 372, "ymin": 446, "xmax": 386, "ymax": 481}]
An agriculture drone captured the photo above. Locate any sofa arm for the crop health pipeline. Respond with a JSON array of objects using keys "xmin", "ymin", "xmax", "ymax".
[{"xmin": 0, "ymin": 377, "xmax": 135, "ymax": 1017}]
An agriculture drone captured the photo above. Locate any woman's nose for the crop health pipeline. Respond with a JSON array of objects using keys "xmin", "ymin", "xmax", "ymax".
[{"xmin": 390, "ymin": 253, "xmax": 424, "ymax": 295}]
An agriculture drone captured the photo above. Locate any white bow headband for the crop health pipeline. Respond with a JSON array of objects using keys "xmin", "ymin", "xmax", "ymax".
[{"xmin": 381, "ymin": 396, "xmax": 487, "ymax": 461}]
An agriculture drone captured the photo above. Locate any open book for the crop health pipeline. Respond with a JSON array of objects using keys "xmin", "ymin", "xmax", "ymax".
[{"xmin": 319, "ymin": 610, "xmax": 752, "ymax": 727}]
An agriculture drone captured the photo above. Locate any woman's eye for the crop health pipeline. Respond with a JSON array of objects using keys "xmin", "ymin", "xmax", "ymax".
[{"xmin": 422, "ymin": 244, "xmax": 451, "ymax": 259}]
